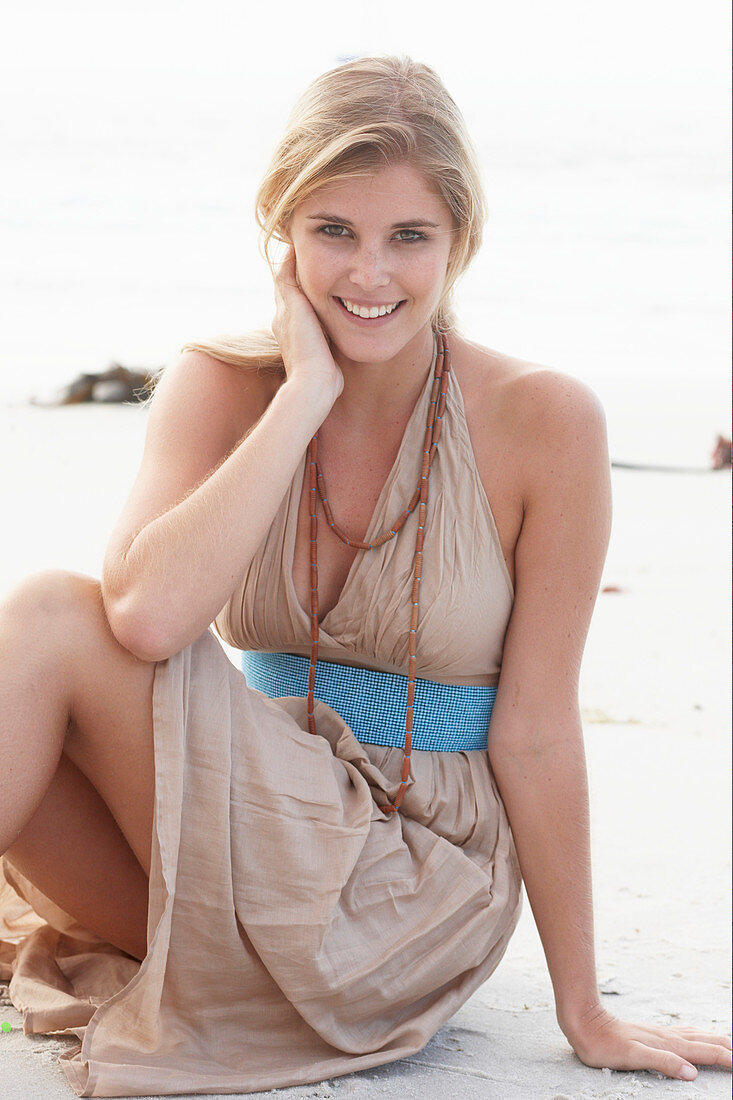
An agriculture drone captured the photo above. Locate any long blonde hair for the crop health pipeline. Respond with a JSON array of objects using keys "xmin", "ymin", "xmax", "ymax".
[{"xmin": 183, "ymin": 56, "xmax": 487, "ymax": 372}]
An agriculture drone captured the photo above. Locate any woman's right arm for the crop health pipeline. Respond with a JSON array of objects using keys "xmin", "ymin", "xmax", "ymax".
[{"xmin": 103, "ymin": 250, "xmax": 342, "ymax": 662}]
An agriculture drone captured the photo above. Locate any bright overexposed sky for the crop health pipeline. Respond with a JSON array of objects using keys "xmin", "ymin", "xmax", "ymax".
[
  {"xmin": 1, "ymin": 0, "xmax": 730, "ymax": 462},
  {"xmin": 2, "ymin": 0, "xmax": 727, "ymax": 86},
  {"xmin": 2, "ymin": 0, "xmax": 728, "ymax": 146}
]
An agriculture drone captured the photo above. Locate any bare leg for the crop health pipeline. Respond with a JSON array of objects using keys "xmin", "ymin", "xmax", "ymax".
[
  {"xmin": 1, "ymin": 570, "xmax": 159, "ymax": 959},
  {"xmin": 6, "ymin": 754, "xmax": 148, "ymax": 960}
]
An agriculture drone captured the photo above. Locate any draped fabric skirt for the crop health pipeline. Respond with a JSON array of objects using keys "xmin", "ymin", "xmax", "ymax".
[{"xmin": 0, "ymin": 630, "xmax": 522, "ymax": 1097}]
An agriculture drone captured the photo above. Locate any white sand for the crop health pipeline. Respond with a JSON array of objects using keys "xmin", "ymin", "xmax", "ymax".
[{"xmin": 0, "ymin": 400, "xmax": 730, "ymax": 1099}]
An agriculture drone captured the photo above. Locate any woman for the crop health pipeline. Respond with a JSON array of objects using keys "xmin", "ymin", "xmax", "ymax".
[{"xmin": 0, "ymin": 56, "xmax": 729, "ymax": 1095}]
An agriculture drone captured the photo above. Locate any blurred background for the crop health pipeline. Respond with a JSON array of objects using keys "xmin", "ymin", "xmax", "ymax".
[{"xmin": 1, "ymin": 0, "xmax": 730, "ymax": 466}]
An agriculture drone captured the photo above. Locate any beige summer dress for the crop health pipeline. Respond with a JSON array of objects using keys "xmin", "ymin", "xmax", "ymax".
[{"xmin": 0, "ymin": 359, "xmax": 522, "ymax": 1097}]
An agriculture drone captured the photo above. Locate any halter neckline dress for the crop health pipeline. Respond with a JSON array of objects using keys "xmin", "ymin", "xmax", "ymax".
[{"xmin": 0, "ymin": 358, "xmax": 522, "ymax": 1098}]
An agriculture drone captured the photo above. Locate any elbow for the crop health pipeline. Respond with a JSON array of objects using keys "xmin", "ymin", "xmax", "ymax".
[{"xmin": 103, "ymin": 588, "xmax": 184, "ymax": 663}]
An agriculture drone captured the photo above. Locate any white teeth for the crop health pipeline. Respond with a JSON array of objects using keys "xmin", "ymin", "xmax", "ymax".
[{"xmin": 340, "ymin": 298, "xmax": 400, "ymax": 318}]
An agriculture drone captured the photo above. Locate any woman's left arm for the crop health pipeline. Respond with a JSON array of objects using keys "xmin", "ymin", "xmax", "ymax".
[{"xmin": 487, "ymin": 372, "xmax": 731, "ymax": 1082}]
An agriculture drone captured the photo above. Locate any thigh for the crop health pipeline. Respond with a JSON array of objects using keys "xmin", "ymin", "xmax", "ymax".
[
  {"xmin": 52, "ymin": 574, "xmax": 158, "ymax": 875},
  {"xmin": 6, "ymin": 751, "xmax": 149, "ymax": 960}
]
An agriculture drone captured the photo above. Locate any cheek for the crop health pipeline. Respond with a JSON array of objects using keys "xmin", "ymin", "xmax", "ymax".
[
  {"xmin": 294, "ymin": 247, "xmax": 338, "ymax": 298},
  {"xmin": 409, "ymin": 253, "xmax": 450, "ymax": 302}
]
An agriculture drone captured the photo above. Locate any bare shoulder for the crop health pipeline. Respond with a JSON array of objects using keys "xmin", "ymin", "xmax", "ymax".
[
  {"xmin": 455, "ymin": 337, "xmax": 605, "ymax": 436},
  {"xmin": 104, "ymin": 347, "xmax": 283, "ymax": 565},
  {"xmin": 452, "ymin": 337, "xmax": 608, "ymax": 495},
  {"xmin": 149, "ymin": 348, "xmax": 280, "ymax": 453},
  {"xmin": 450, "ymin": 338, "xmax": 611, "ymax": 619}
]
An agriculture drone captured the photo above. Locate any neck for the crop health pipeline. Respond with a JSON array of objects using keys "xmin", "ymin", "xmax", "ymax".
[{"xmin": 328, "ymin": 326, "xmax": 437, "ymax": 432}]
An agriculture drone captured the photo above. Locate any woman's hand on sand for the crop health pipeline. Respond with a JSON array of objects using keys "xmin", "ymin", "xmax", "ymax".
[
  {"xmin": 563, "ymin": 1005, "xmax": 732, "ymax": 1081},
  {"xmin": 272, "ymin": 246, "xmax": 344, "ymax": 404}
]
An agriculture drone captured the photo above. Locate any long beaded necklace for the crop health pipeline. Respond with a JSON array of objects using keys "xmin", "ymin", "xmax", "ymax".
[{"xmin": 305, "ymin": 331, "xmax": 451, "ymax": 814}]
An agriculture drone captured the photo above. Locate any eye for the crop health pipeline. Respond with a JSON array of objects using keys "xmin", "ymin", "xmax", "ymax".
[
  {"xmin": 393, "ymin": 229, "xmax": 427, "ymax": 242},
  {"xmin": 318, "ymin": 223, "xmax": 351, "ymax": 238}
]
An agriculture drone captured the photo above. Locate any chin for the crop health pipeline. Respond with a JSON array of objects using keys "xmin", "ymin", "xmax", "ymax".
[
  {"xmin": 325, "ymin": 315, "xmax": 434, "ymax": 365},
  {"xmin": 328, "ymin": 332, "xmax": 407, "ymax": 366}
]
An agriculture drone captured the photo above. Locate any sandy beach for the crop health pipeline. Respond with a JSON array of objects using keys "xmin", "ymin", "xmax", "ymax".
[{"xmin": 0, "ymin": 399, "xmax": 729, "ymax": 1099}]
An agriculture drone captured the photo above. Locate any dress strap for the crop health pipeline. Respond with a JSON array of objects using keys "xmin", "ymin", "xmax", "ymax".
[{"xmin": 241, "ymin": 651, "xmax": 494, "ymax": 752}]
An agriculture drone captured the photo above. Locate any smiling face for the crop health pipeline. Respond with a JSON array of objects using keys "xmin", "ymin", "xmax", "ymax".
[{"xmin": 288, "ymin": 163, "xmax": 455, "ymax": 366}]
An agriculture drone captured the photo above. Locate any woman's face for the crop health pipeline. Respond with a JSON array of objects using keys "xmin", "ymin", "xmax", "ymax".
[{"xmin": 288, "ymin": 163, "xmax": 455, "ymax": 364}]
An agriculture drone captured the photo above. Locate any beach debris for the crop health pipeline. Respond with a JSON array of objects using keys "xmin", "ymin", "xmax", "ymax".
[
  {"xmin": 711, "ymin": 434, "xmax": 732, "ymax": 469},
  {"xmin": 601, "ymin": 584, "xmax": 624, "ymax": 594},
  {"xmin": 581, "ymin": 708, "xmax": 641, "ymax": 726},
  {"xmin": 30, "ymin": 364, "xmax": 159, "ymax": 406},
  {"xmin": 611, "ymin": 434, "xmax": 732, "ymax": 474}
]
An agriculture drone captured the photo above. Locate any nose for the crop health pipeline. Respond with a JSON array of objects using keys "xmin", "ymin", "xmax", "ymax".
[{"xmin": 348, "ymin": 243, "xmax": 391, "ymax": 292}]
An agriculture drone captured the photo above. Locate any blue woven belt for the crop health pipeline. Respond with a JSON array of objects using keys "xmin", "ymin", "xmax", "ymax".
[{"xmin": 240, "ymin": 651, "xmax": 494, "ymax": 752}]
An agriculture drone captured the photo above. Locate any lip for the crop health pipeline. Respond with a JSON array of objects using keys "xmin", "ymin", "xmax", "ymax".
[{"xmin": 334, "ymin": 296, "xmax": 406, "ymax": 323}]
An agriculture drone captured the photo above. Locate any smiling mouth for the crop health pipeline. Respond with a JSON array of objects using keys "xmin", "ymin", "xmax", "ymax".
[{"xmin": 336, "ymin": 297, "xmax": 405, "ymax": 319}]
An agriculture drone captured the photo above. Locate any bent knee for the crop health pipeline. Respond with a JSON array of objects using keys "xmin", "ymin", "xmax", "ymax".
[
  {"xmin": 2, "ymin": 569, "xmax": 154, "ymax": 706},
  {"xmin": 4, "ymin": 569, "xmax": 103, "ymax": 622},
  {"xmin": 1, "ymin": 571, "xmax": 117, "ymax": 661}
]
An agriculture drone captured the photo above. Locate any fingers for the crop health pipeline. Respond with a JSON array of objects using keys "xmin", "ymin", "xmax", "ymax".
[
  {"xmin": 606, "ymin": 1039, "xmax": 694, "ymax": 1080},
  {"xmin": 674, "ymin": 1039, "xmax": 733, "ymax": 1069},
  {"xmin": 643, "ymin": 1025, "xmax": 733, "ymax": 1067},
  {"xmin": 274, "ymin": 244, "xmax": 298, "ymax": 289},
  {"xmin": 573, "ymin": 1016, "xmax": 733, "ymax": 1083},
  {"xmin": 623, "ymin": 1034, "xmax": 732, "ymax": 1081},
  {"xmin": 671, "ymin": 1027, "xmax": 732, "ymax": 1050}
]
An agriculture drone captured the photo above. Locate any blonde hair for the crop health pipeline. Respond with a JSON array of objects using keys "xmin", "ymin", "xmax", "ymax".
[{"xmin": 183, "ymin": 56, "xmax": 486, "ymax": 371}]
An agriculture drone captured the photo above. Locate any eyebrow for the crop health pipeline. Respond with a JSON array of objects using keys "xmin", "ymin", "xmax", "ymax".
[{"xmin": 306, "ymin": 212, "xmax": 441, "ymax": 229}]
